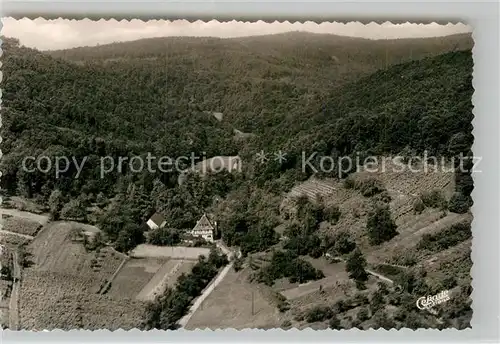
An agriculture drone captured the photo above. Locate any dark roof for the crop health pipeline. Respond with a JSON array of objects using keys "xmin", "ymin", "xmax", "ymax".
[
  {"xmin": 192, "ymin": 214, "xmax": 215, "ymax": 232},
  {"xmin": 149, "ymin": 212, "xmax": 166, "ymax": 226}
]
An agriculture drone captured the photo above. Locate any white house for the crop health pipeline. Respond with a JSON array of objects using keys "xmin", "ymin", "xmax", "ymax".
[
  {"xmin": 146, "ymin": 212, "xmax": 167, "ymax": 231},
  {"xmin": 189, "ymin": 214, "xmax": 215, "ymax": 242}
]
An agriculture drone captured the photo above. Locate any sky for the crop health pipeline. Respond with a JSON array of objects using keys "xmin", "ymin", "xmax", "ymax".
[{"xmin": 1, "ymin": 18, "xmax": 472, "ymax": 51}]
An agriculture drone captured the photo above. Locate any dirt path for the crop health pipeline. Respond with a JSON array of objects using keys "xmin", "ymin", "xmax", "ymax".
[
  {"xmin": 365, "ymin": 268, "xmax": 394, "ymax": 284},
  {"xmin": 0, "ymin": 208, "xmax": 49, "ymax": 225},
  {"xmin": 9, "ymin": 250, "xmax": 20, "ymax": 330}
]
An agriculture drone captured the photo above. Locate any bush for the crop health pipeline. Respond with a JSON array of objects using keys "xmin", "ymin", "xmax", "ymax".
[
  {"xmin": 442, "ymin": 276, "xmax": 458, "ymax": 289},
  {"xmin": 366, "ymin": 205, "xmax": 398, "ymax": 245},
  {"xmin": 377, "ymin": 282, "xmax": 390, "ymax": 295},
  {"xmin": 306, "ymin": 305, "xmax": 333, "ymax": 323},
  {"xmin": 391, "ymin": 249, "xmax": 418, "ymax": 266},
  {"xmin": 96, "ymin": 192, "xmax": 107, "ymax": 206},
  {"xmin": 371, "ymin": 310, "xmax": 395, "ymax": 330},
  {"xmin": 417, "ymin": 221, "xmax": 471, "ymax": 252},
  {"xmin": 258, "ymin": 251, "xmax": 324, "ymax": 285},
  {"xmin": 413, "ymin": 198, "xmax": 426, "ymax": 214},
  {"xmin": 333, "ymin": 300, "xmax": 348, "ymax": 313},
  {"xmin": 353, "ymin": 293, "xmax": 369, "ymax": 306},
  {"xmin": 370, "ymin": 291, "xmax": 385, "ymax": 314},
  {"xmin": 420, "ymin": 190, "xmax": 448, "ymax": 210},
  {"xmin": 372, "ymin": 264, "xmax": 405, "ymax": 280},
  {"xmin": 233, "ymin": 256, "xmax": 244, "ymax": 272},
  {"xmin": 323, "ymin": 204, "xmax": 341, "ymax": 223},
  {"xmin": 374, "ymin": 190, "xmax": 392, "ymax": 203},
  {"xmin": 328, "ymin": 316, "xmax": 343, "ymax": 330},
  {"xmin": 355, "ymin": 178, "xmax": 385, "ymax": 197},
  {"xmin": 355, "ymin": 280, "xmax": 367, "ymax": 290},
  {"xmin": 61, "ymin": 199, "xmax": 86, "ymax": 220},
  {"xmin": 357, "ymin": 307, "xmax": 370, "ymax": 322},
  {"xmin": 343, "ymin": 176, "xmax": 355, "ymax": 189},
  {"xmin": 448, "ymin": 192, "xmax": 472, "ymax": 214}
]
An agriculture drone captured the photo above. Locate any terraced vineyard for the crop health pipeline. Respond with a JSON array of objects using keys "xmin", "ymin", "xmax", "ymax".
[{"xmin": 287, "ymin": 179, "xmax": 337, "ymax": 201}]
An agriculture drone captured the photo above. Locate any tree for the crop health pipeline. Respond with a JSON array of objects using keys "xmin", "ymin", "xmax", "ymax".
[
  {"xmin": 332, "ymin": 231, "xmax": 356, "ymax": 255},
  {"xmin": 329, "ymin": 316, "xmax": 343, "ymax": 330},
  {"xmin": 148, "ymin": 228, "xmax": 181, "ymax": 246},
  {"xmin": 208, "ymin": 247, "xmax": 228, "ymax": 268},
  {"xmin": 115, "ymin": 224, "xmax": 145, "ymax": 253},
  {"xmin": 96, "ymin": 192, "xmax": 107, "ymax": 206},
  {"xmin": 345, "ymin": 248, "xmax": 368, "ymax": 281},
  {"xmin": 370, "ymin": 291, "xmax": 385, "ymax": 314},
  {"xmin": 366, "ymin": 205, "xmax": 398, "ymax": 245},
  {"xmin": 448, "ymin": 192, "xmax": 472, "ymax": 214},
  {"xmin": 413, "ymin": 198, "xmax": 425, "ymax": 214},
  {"xmin": 323, "ymin": 204, "xmax": 341, "ymax": 223},
  {"xmin": 306, "ymin": 305, "xmax": 333, "ymax": 323},
  {"xmin": 357, "ymin": 307, "xmax": 370, "ymax": 322},
  {"xmin": 372, "ymin": 310, "xmax": 395, "ymax": 330},
  {"xmin": 61, "ymin": 199, "xmax": 86, "ymax": 220},
  {"xmin": 48, "ymin": 189, "xmax": 65, "ymax": 220}
]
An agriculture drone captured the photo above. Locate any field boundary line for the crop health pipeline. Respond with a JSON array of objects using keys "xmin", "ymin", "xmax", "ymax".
[{"xmin": 99, "ymin": 255, "xmax": 130, "ymax": 295}]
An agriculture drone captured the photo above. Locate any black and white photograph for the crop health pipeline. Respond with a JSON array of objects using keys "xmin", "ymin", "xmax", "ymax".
[{"xmin": 0, "ymin": 18, "xmax": 475, "ymax": 331}]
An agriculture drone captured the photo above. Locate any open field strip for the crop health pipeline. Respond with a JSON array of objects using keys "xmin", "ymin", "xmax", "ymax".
[
  {"xmin": 136, "ymin": 259, "xmax": 196, "ymax": 301},
  {"xmin": 98, "ymin": 256, "xmax": 130, "ymax": 295},
  {"xmin": 107, "ymin": 258, "xmax": 167, "ymax": 299},
  {"xmin": 179, "ymin": 262, "xmax": 233, "ymax": 328},
  {"xmin": 0, "ymin": 230, "xmax": 34, "ymax": 240},
  {"xmin": 0, "ymin": 208, "xmax": 49, "ymax": 225},
  {"xmin": 130, "ymin": 244, "xmax": 210, "ymax": 260}
]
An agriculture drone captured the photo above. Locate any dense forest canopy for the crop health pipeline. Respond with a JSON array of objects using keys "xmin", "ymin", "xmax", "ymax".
[{"xmin": 1, "ymin": 32, "xmax": 474, "ymax": 251}]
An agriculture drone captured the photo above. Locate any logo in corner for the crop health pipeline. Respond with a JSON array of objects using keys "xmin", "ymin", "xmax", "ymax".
[{"xmin": 416, "ymin": 289, "xmax": 451, "ymax": 312}]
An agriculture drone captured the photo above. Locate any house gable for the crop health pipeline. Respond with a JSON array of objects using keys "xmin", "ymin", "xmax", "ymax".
[{"xmin": 147, "ymin": 212, "xmax": 166, "ymax": 229}]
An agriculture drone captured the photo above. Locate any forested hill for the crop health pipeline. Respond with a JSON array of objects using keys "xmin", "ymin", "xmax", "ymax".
[
  {"xmin": 1, "ymin": 34, "xmax": 473, "ymax": 251},
  {"xmin": 46, "ymin": 32, "xmax": 473, "ymax": 133}
]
